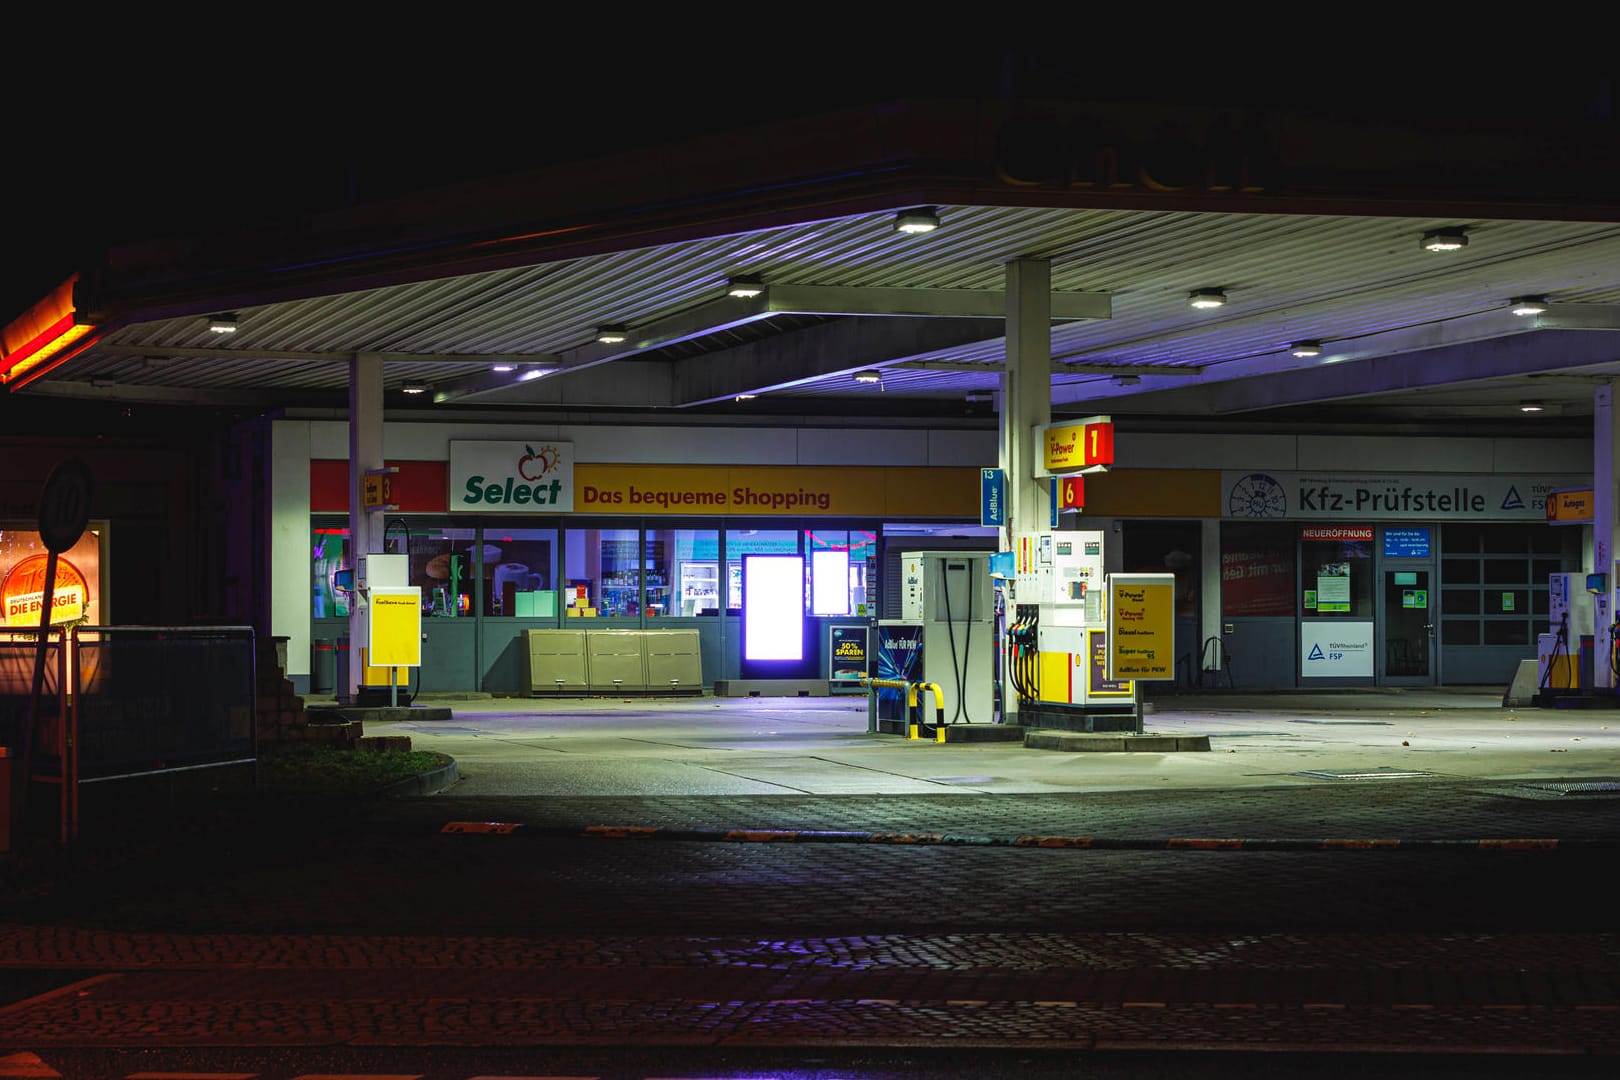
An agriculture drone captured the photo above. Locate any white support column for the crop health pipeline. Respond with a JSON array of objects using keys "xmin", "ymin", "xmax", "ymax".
[
  {"xmin": 1200, "ymin": 517, "xmax": 1223, "ymax": 681},
  {"xmin": 1594, "ymin": 383, "xmax": 1617, "ymax": 690},
  {"xmin": 347, "ymin": 353, "xmax": 384, "ymax": 701},
  {"xmin": 998, "ymin": 258, "xmax": 1052, "ymax": 718}
]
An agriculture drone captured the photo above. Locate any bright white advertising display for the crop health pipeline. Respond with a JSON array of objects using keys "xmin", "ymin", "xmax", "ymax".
[
  {"xmin": 811, "ymin": 549, "xmax": 851, "ymax": 616},
  {"xmin": 1301, "ymin": 622, "xmax": 1375, "ymax": 678},
  {"xmin": 743, "ymin": 555, "xmax": 804, "ymax": 661},
  {"xmin": 449, "ymin": 441, "xmax": 575, "ymax": 513}
]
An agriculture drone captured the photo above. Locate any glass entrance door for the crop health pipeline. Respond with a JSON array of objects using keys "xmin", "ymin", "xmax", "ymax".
[{"xmin": 1382, "ymin": 569, "xmax": 1434, "ymax": 683}]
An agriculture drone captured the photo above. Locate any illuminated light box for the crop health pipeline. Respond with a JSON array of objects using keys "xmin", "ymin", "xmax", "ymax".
[
  {"xmin": 743, "ymin": 554, "xmax": 804, "ymax": 662},
  {"xmin": 811, "ymin": 549, "xmax": 851, "ymax": 616}
]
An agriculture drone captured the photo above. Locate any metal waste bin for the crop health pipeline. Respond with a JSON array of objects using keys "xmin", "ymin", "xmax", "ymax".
[{"xmin": 311, "ymin": 640, "xmax": 336, "ymax": 694}]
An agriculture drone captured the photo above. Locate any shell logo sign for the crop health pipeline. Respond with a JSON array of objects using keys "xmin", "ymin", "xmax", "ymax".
[{"xmin": 2, "ymin": 553, "xmax": 88, "ymax": 626}]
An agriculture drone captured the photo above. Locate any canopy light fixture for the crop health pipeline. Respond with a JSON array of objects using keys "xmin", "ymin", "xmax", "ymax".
[
  {"xmin": 206, "ymin": 313, "xmax": 238, "ymax": 334},
  {"xmin": 1188, "ymin": 288, "xmax": 1226, "ymax": 309},
  {"xmin": 852, "ymin": 369, "xmax": 883, "ymax": 384},
  {"xmin": 595, "ymin": 324, "xmax": 629, "ymax": 345},
  {"xmin": 518, "ymin": 368, "xmax": 545, "ymax": 381},
  {"xmin": 1110, "ymin": 374, "xmax": 1141, "ymax": 387},
  {"xmin": 1290, "ymin": 340, "xmax": 1324, "ymax": 358},
  {"xmin": 491, "ymin": 363, "xmax": 515, "ymax": 372},
  {"xmin": 893, "ymin": 207, "xmax": 940, "ymax": 234},
  {"xmin": 1519, "ymin": 401, "xmax": 1545, "ymax": 413},
  {"xmin": 726, "ymin": 276, "xmax": 764, "ymax": 298},
  {"xmin": 734, "ymin": 393, "xmax": 757, "ymax": 401},
  {"xmin": 1509, "ymin": 295, "xmax": 1549, "ymax": 316},
  {"xmin": 401, "ymin": 381, "xmax": 429, "ymax": 395},
  {"xmin": 1421, "ymin": 227, "xmax": 1469, "ymax": 252}
]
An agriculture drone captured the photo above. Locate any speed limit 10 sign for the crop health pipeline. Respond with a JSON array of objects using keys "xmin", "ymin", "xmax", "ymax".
[{"xmin": 38, "ymin": 458, "xmax": 92, "ymax": 553}]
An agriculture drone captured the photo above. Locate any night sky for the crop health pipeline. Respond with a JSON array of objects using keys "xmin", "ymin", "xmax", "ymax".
[{"xmin": 3, "ymin": 41, "xmax": 1610, "ymax": 328}]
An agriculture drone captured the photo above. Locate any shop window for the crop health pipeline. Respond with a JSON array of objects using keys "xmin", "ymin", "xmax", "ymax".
[
  {"xmin": 725, "ymin": 529, "xmax": 799, "ymax": 611},
  {"xmin": 1220, "ymin": 523, "xmax": 1295, "ymax": 617},
  {"xmin": 1487, "ymin": 589, "xmax": 1528, "ymax": 617},
  {"xmin": 563, "ymin": 526, "xmax": 639, "ymax": 617},
  {"xmin": 1439, "ymin": 524, "xmax": 1568, "ymax": 658},
  {"xmin": 1441, "ymin": 590, "xmax": 1480, "ymax": 615},
  {"xmin": 1531, "ymin": 557, "xmax": 1562, "ymax": 584},
  {"xmin": 804, "ymin": 529, "xmax": 876, "ymax": 616},
  {"xmin": 312, "ymin": 524, "xmax": 351, "ymax": 619},
  {"xmin": 1483, "ymin": 558, "xmax": 1526, "ymax": 585},
  {"xmin": 1530, "ymin": 530, "xmax": 1565, "ymax": 554},
  {"xmin": 387, "ymin": 520, "xmax": 480, "ymax": 618},
  {"xmin": 646, "ymin": 527, "xmax": 719, "ymax": 617},
  {"xmin": 1123, "ymin": 521, "xmax": 1199, "ymax": 618},
  {"xmin": 1446, "ymin": 524, "xmax": 1486, "ymax": 553},
  {"xmin": 1442, "ymin": 620, "xmax": 1480, "ymax": 645},
  {"xmin": 482, "ymin": 527, "xmax": 558, "ymax": 617},
  {"xmin": 1441, "ymin": 558, "xmax": 1480, "ymax": 585},
  {"xmin": 1483, "ymin": 527, "xmax": 1536, "ymax": 554},
  {"xmin": 1300, "ymin": 535, "xmax": 1373, "ymax": 618},
  {"xmin": 1483, "ymin": 620, "xmax": 1531, "ymax": 646}
]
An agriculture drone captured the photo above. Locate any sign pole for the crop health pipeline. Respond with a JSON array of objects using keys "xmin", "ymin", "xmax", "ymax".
[
  {"xmin": 22, "ymin": 459, "xmax": 92, "ymax": 848},
  {"xmin": 24, "ymin": 551, "xmax": 59, "ymax": 769}
]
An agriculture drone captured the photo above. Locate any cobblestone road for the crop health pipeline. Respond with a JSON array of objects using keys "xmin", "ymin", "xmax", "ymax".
[{"xmin": 2, "ymin": 694, "xmax": 1619, "ymax": 1075}]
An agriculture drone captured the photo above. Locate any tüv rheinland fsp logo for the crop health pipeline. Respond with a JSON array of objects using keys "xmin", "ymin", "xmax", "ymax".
[{"xmin": 1228, "ymin": 473, "xmax": 1288, "ymax": 518}]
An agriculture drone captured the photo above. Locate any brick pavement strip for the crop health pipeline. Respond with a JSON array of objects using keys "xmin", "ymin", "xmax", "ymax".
[{"xmin": 1, "ymin": 928, "xmax": 1619, "ymax": 1053}]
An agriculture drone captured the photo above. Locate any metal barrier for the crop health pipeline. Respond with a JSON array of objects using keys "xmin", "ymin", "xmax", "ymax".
[
  {"xmin": 859, "ymin": 677, "xmax": 947, "ymax": 742},
  {"xmin": 0, "ymin": 628, "xmax": 69, "ymax": 847},
  {"xmin": 71, "ymin": 626, "xmax": 257, "ymax": 788}
]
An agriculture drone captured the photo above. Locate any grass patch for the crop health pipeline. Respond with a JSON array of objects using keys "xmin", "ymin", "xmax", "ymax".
[{"xmin": 257, "ymin": 746, "xmax": 453, "ymax": 797}]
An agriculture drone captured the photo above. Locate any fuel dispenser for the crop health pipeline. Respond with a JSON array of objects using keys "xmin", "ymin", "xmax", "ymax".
[
  {"xmin": 339, "ymin": 553, "xmax": 418, "ymax": 705},
  {"xmin": 1004, "ymin": 530, "xmax": 1136, "ymax": 729},
  {"xmin": 1538, "ymin": 571, "xmax": 1599, "ymax": 697},
  {"xmin": 900, "ymin": 551, "xmax": 995, "ymax": 723}
]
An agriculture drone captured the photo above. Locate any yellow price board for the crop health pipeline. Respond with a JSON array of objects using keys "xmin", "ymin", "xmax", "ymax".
[
  {"xmin": 1106, "ymin": 573, "xmax": 1176, "ymax": 681},
  {"xmin": 368, "ymin": 587, "xmax": 421, "ymax": 667}
]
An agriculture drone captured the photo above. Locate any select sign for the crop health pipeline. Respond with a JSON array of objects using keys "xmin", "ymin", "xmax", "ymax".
[{"xmin": 450, "ymin": 440, "xmax": 575, "ymax": 513}]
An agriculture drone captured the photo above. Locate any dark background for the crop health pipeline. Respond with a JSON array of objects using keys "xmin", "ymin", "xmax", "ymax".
[{"xmin": 3, "ymin": 35, "xmax": 1613, "ymax": 327}]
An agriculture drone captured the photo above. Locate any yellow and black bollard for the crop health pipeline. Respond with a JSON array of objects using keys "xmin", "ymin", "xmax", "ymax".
[{"xmin": 918, "ymin": 682, "xmax": 946, "ymax": 742}]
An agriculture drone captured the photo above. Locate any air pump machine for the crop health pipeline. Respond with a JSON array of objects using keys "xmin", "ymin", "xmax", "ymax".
[{"xmin": 900, "ymin": 551, "xmax": 995, "ymax": 723}]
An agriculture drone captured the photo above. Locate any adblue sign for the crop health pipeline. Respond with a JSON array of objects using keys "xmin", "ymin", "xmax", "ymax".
[{"xmin": 449, "ymin": 441, "xmax": 574, "ymax": 513}]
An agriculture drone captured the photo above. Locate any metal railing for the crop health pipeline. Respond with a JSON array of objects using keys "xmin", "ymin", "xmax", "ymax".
[
  {"xmin": 72, "ymin": 626, "xmax": 258, "ymax": 783},
  {"xmin": 859, "ymin": 677, "xmax": 947, "ymax": 741},
  {"xmin": 0, "ymin": 628, "xmax": 70, "ymax": 845}
]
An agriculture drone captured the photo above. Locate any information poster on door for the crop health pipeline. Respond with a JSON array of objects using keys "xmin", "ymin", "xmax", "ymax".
[{"xmin": 1315, "ymin": 562, "xmax": 1351, "ymax": 612}]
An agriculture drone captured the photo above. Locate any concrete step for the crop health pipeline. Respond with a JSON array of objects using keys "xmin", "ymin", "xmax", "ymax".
[{"xmin": 1024, "ymin": 730, "xmax": 1212, "ymax": 753}]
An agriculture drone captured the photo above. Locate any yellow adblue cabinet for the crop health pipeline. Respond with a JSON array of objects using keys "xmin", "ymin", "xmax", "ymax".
[{"xmin": 357, "ymin": 646, "xmax": 410, "ymax": 686}]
